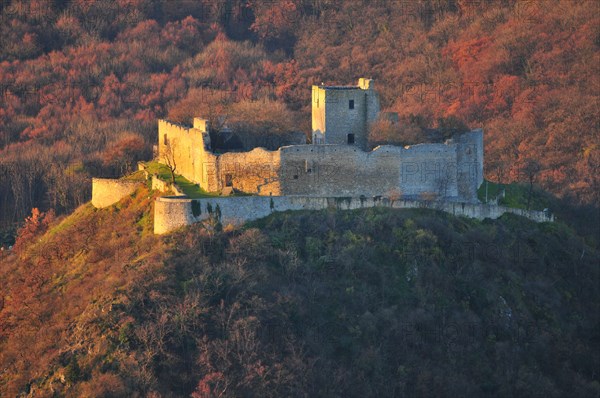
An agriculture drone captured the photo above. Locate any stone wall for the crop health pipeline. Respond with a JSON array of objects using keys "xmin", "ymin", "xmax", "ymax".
[
  {"xmin": 452, "ymin": 129, "xmax": 484, "ymax": 200},
  {"xmin": 279, "ymin": 144, "xmax": 400, "ymax": 196},
  {"xmin": 159, "ymin": 120, "xmax": 483, "ymax": 202},
  {"xmin": 154, "ymin": 196, "xmax": 196, "ymax": 234},
  {"xmin": 158, "ymin": 119, "xmax": 218, "ymax": 191},
  {"xmin": 153, "ymin": 195, "xmax": 554, "ymax": 234},
  {"xmin": 216, "ymin": 147, "xmax": 282, "ymax": 195},
  {"xmin": 151, "ymin": 175, "xmax": 185, "ymax": 195},
  {"xmin": 91, "ymin": 178, "xmax": 141, "ymax": 208},
  {"xmin": 277, "ymin": 138, "xmax": 481, "ymax": 200}
]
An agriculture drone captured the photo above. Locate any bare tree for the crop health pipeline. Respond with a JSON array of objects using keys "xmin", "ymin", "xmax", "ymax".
[
  {"xmin": 162, "ymin": 138, "xmax": 178, "ymax": 184},
  {"xmin": 386, "ymin": 188, "xmax": 403, "ymax": 206}
]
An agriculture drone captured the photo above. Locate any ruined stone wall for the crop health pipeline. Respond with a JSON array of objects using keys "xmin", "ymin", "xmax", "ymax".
[
  {"xmin": 151, "ymin": 175, "xmax": 185, "ymax": 195},
  {"xmin": 453, "ymin": 129, "xmax": 484, "ymax": 202},
  {"xmin": 153, "ymin": 195, "xmax": 554, "ymax": 234},
  {"xmin": 280, "ymin": 144, "xmax": 400, "ymax": 196},
  {"xmin": 158, "ymin": 120, "xmax": 218, "ymax": 192},
  {"xmin": 158, "ymin": 118, "xmax": 482, "ymax": 201},
  {"xmin": 278, "ymin": 143, "xmax": 462, "ymax": 198},
  {"xmin": 216, "ymin": 147, "xmax": 282, "ymax": 195},
  {"xmin": 91, "ymin": 178, "xmax": 141, "ymax": 208},
  {"xmin": 204, "ymin": 130, "xmax": 482, "ymax": 200},
  {"xmin": 397, "ymin": 144, "xmax": 459, "ymax": 198}
]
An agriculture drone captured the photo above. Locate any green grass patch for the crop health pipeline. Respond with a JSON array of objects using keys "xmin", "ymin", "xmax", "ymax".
[
  {"xmin": 140, "ymin": 161, "xmax": 251, "ymax": 198},
  {"xmin": 122, "ymin": 170, "xmax": 147, "ymax": 181},
  {"xmin": 478, "ymin": 180, "xmax": 551, "ymax": 211},
  {"xmin": 44, "ymin": 204, "xmax": 95, "ymax": 239},
  {"xmin": 173, "ymin": 174, "xmax": 220, "ymax": 198},
  {"xmin": 141, "ymin": 161, "xmax": 172, "ymax": 181}
]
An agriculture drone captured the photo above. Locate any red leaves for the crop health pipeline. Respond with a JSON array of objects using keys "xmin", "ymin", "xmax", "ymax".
[
  {"xmin": 13, "ymin": 208, "xmax": 55, "ymax": 253},
  {"xmin": 251, "ymin": 0, "xmax": 298, "ymax": 40}
]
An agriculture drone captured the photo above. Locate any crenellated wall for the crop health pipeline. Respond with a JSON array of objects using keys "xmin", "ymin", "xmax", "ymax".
[
  {"xmin": 91, "ymin": 178, "xmax": 141, "ymax": 208},
  {"xmin": 153, "ymin": 195, "xmax": 554, "ymax": 234}
]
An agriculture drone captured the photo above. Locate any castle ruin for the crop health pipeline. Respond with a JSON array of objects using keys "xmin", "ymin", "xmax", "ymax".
[
  {"xmin": 90, "ymin": 78, "xmax": 556, "ymax": 233},
  {"xmin": 157, "ymin": 78, "xmax": 484, "ymax": 202}
]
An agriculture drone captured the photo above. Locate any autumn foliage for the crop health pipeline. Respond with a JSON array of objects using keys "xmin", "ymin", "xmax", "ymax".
[
  {"xmin": 0, "ymin": 191, "xmax": 598, "ymax": 396},
  {"xmin": 0, "ymin": 0, "xmax": 597, "ymax": 231}
]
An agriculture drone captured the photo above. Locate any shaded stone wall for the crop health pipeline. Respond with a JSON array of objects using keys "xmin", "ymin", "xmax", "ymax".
[
  {"xmin": 280, "ymin": 144, "xmax": 400, "ymax": 196},
  {"xmin": 396, "ymin": 143, "xmax": 458, "ymax": 198},
  {"xmin": 452, "ymin": 128, "xmax": 484, "ymax": 201},
  {"xmin": 91, "ymin": 178, "xmax": 141, "ymax": 208},
  {"xmin": 153, "ymin": 195, "xmax": 555, "ymax": 234}
]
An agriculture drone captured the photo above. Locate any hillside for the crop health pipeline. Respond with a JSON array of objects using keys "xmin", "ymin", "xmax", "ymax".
[{"xmin": 1, "ymin": 186, "xmax": 598, "ymax": 397}]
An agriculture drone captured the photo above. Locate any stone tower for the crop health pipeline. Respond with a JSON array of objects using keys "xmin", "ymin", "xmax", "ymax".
[{"xmin": 311, "ymin": 78, "xmax": 380, "ymax": 150}]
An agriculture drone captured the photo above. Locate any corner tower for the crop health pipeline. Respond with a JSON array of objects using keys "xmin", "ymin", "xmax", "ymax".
[{"xmin": 311, "ymin": 78, "xmax": 380, "ymax": 150}]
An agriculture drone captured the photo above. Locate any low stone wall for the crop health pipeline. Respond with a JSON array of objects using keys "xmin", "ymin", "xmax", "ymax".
[
  {"xmin": 153, "ymin": 195, "xmax": 554, "ymax": 234},
  {"xmin": 151, "ymin": 175, "xmax": 185, "ymax": 195},
  {"xmin": 91, "ymin": 178, "xmax": 142, "ymax": 208}
]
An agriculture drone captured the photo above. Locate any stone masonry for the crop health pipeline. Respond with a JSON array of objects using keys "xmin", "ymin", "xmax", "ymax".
[{"xmin": 157, "ymin": 78, "xmax": 484, "ymax": 203}]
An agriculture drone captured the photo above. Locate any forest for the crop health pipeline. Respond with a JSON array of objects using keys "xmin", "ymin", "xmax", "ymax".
[
  {"xmin": 0, "ymin": 0, "xmax": 598, "ymax": 242},
  {"xmin": 0, "ymin": 187, "xmax": 598, "ymax": 397}
]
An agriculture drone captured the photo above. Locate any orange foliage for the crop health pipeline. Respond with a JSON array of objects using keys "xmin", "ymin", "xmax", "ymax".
[{"xmin": 13, "ymin": 208, "xmax": 55, "ymax": 252}]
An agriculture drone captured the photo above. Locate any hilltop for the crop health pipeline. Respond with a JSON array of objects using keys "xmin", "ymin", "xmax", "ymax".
[{"xmin": 1, "ymin": 186, "xmax": 598, "ymax": 397}]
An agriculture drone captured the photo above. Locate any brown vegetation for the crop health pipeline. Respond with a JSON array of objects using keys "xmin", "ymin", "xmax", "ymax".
[{"xmin": 0, "ymin": 193, "xmax": 598, "ymax": 397}]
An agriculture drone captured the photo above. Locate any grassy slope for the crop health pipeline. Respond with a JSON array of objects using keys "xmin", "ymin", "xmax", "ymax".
[
  {"xmin": 0, "ymin": 189, "xmax": 598, "ymax": 397},
  {"xmin": 477, "ymin": 180, "xmax": 554, "ymax": 211},
  {"xmin": 138, "ymin": 161, "xmax": 220, "ymax": 198}
]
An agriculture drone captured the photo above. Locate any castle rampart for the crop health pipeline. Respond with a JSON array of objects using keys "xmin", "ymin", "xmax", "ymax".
[
  {"xmin": 158, "ymin": 119, "xmax": 218, "ymax": 192},
  {"xmin": 153, "ymin": 195, "xmax": 555, "ymax": 234},
  {"xmin": 156, "ymin": 78, "xmax": 483, "ymax": 202},
  {"xmin": 91, "ymin": 178, "xmax": 141, "ymax": 208},
  {"xmin": 157, "ymin": 121, "xmax": 483, "ymax": 202},
  {"xmin": 154, "ymin": 196, "xmax": 197, "ymax": 235},
  {"xmin": 216, "ymin": 147, "xmax": 282, "ymax": 195}
]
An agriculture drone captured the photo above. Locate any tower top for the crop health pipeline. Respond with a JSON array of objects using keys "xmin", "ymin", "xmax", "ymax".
[
  {"xmin": 358, "ymin": 78, "xmax": 373, "ymax": 90},
  {"xmin": 313, "ymin": 78, "xmax": 374, "ymax": 90}
]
